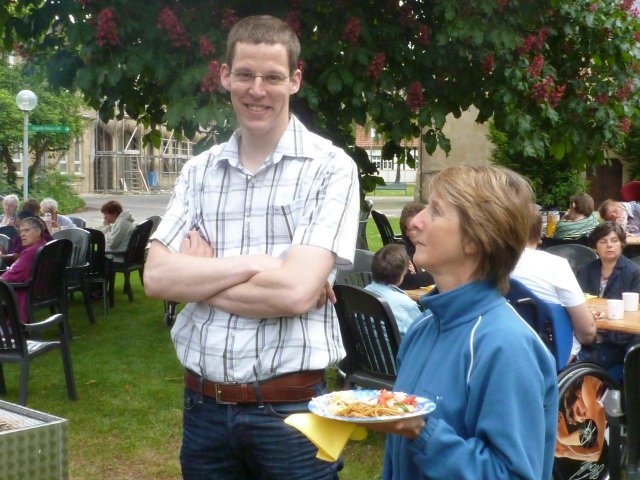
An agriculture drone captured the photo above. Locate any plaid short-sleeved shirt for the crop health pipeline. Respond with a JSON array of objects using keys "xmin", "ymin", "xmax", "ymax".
[{"xmin": 152, "ymin": 116, "xmax": 360, "ymax": 382}]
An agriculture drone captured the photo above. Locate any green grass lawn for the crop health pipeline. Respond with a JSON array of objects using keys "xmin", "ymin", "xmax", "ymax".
[{"xmin": 0, "ymin": 224, "xmax": 397, "ymax": 479}]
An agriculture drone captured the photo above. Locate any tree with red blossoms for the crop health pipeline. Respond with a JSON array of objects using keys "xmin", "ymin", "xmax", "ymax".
[{"xmin": 3, "ymin": 0, "xmax": 640, "ymax": 194}]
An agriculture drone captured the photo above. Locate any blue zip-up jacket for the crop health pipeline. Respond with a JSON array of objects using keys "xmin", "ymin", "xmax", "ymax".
[{"xmin": 383, "ymin": 280, "xmax": 558, "ymax": 479}]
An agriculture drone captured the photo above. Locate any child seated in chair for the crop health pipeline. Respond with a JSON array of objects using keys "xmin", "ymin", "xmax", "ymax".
[{"xmin": 365, "ymin": 244, "xmax": 422, "ymax": 335}]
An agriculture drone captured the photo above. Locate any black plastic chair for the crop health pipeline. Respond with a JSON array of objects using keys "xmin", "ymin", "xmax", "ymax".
[
  {"xmin": 544, "ymin": 244, "xmax": 598, "ymax": 275},
  {"xmin": 0, "ymin": 280, "xmax": 77, "ymax": 406},
  {"xmin": 108, "ymin": 219, "xmax": 153, "ymax": 306},
  {"xmin": 334, "ymin": 249, "xmax": 374, "ymax": 286},
  {"xmin": 53, "ymin": 228, "xmax": 94, "ymax": 324},
  {"xmin": 371, "ymin": 210, "xmax": 403, "ymax": 246},
  {"xmin": 333, "ymin": 284, "xmax": 401, "ymax": 390},
  {"xmin": 541, "ymin": 236, "xmax": 590, "ymax": 249},
  {"xmin": 10, "ymin": 239, "xmax": 72, "ymax": 323},
  {"xmin": 85, "ymin": 228, "xmax": 109, "ymax": 316},
  {"xmin": 145, "ymin": 215, "xmax": 162, "ymax": 237},
  {"xmin": 625, "ymin": 344, "xmax": 640, "ymax": 479},
  {"xmin": 0, "ymin": 225, "xmax": 17, "ymax": 242}
]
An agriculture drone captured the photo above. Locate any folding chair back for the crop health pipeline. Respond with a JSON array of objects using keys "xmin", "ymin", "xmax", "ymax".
[
  {"xmin": 334, "ymin": 284, "xmax": 401, "ymax": 390},
  {"xmin": 545, "ymin": 244, "xmax": 598, "ymax": 275},
  {"xmin": 371, "ymin": 210, "xmax": 402, "ymax": 246}
]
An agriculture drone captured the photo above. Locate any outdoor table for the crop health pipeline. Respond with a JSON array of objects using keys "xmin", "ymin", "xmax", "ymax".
[
  {"xmin": 624, "ymin": 235, "xmax": 640, "ymax": 257},
  {"xmin": 586, "ymin": 297, "xmax": 640, "ymax": 335},
  {"xmin": 404, "ymin": 286, "xmax": 434, "ymax": 302}
]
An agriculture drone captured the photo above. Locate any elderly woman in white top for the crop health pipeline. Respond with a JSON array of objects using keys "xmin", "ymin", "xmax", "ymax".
[
  {"xmin": 0, "ymin": 194, "xmax": 19, "ymax": 226},
  {"xmin": 40, "ymin": 197, "xmax": 76, "ymax": 231}
]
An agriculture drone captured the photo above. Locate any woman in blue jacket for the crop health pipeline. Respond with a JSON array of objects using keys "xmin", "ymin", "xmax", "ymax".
[{"xmin": 368, "ymin": 165, "xmax": 558, "ymax": 480}]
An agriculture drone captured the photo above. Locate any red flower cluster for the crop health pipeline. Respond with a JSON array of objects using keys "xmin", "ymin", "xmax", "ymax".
[
  {"xmin": 201, "ymin": 60, "xmax": 221, "ymax": 93},
  {"xmin": 157, "ymin": 7, "xmax": 190, "ymax": 49},
  {"xmin": 367, "ymin": 53, "xmax": 386, "ymax": 79},
  {"xmin": 417, "ymin": 24, "xmax": 430, "ymax": 46},
  {"xmin": 199, "ymin": 36, "xmax": 215, "ymax": 58},
  {"xmin": 595, "ymin": 93, "xmax": 609, "ymax": 105},
  {"xmin": 616, "ymin": 79, "xmax": 634, "ymax": 100},
  {"xmin": 621, "ymin": 0, "xmax": 634, "ymax": 11},
  {"xmin": 221, "ymin": 9, "xmax": 239, "ymax": 31},
  {"xmin": 528, "ymin": 54, "xmax": 544, "ymax": 77},
  {"xmin": 406, "ymin": 81, "xmax": 424, "ymax": 112},
  {"xmin": 286, "ymin": 11, "xmax": 302, "ymax": 36},
  {"xmin": 620, "ymin": 118, "xmax": 632, "ymax": 133},
  {"xmin": 342, "ymin": 17, "xmax": 361, "ymax": 45},
  {"xmin": 481, "ymin": 55, "xmax": 494, "ymax": 74},
  {"xmin": 96, "ymin": 8, "xmax": 120, "ymax": 47},
  {"xmin": 518, "ymin": 27, "xmax": 549, "ymax": 55},
  {"xmin": 497, "ymin": 0, "xmax": 508, "ymax": 8},
  {"xmin": 78, "ymin": 0, "xmax": 89, "ymax": 8},
  {"xmin": 530, "ymin": 76, "xmax": 565, "ymax": 107},
  {"xmin": 588, "ymin": 3, "xmax": 598, "ymax": 12},
  {"xmin": 399, "ymin": 4, "xmax": 416, "ymax": 28},
  {"xmin": 634, "ymin": 32, "xmax": 640, "ymax": 42}
]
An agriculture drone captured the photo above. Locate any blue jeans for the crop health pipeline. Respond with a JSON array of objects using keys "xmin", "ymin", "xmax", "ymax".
[{"xmin": 180, "ymin": 382, "xmax": 343, "ymax": 480}]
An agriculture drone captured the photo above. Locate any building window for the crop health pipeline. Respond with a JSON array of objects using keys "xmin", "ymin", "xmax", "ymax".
[
  {"xmin": 12, "ymin": 144, "xmax": 21, "ymax": 170},
  {"xmin": 74, "ymin": 137, "xmax": 83, "ymax": 174},
  {"xmin": 59, "ymin": 151, "xmax": 68, "ymax": 173}
]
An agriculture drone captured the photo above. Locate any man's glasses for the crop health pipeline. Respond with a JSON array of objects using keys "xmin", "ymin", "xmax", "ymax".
[
  {"xmin": 19, "ymin": 228, "xmax": 34, "ymax": 234},
  {"xmin": 231, "ymin": 71, "xmax": 289, "ymax": 86}
]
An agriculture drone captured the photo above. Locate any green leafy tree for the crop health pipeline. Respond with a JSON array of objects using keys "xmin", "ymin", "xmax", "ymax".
[
  {"xmin": 4, "ymin": 1, "xmax": 640, "ymax": 195},
  {"xmin": 488, "ymin": 122, "xmax": 588, "ymax": 209},
  {"xmin": 0, "ymin": 60, "xmax": 85, "ymax": 188}
]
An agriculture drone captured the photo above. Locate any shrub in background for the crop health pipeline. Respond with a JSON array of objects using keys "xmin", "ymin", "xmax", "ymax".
[
  {"xmin": 488, "ymin": 122, "xmax": 588, "ymax": 209},
  {"xmin": 30, "ymin": 170, "xmax": 85, "ymax": 214}
]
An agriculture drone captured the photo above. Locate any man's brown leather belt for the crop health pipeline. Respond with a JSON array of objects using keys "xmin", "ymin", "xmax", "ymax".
[{"xmin": 184, "ymin": 369, "xmax": 324, "ymax": 404}]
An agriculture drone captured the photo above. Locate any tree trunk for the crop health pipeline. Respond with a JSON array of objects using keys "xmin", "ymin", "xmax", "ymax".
[{"xmin": 0, "ymin": 145, "xmax": 17, "ymax": 185}]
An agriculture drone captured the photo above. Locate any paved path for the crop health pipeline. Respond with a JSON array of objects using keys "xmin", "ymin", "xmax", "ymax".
[{"xmin": 78, "ymin": 193, "xmax": 412, "ymax": 229}]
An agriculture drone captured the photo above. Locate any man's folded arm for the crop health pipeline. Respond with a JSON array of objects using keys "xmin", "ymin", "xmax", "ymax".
[
  {"xmin": 207, "ymin": 244, "xmax": 336, "ymax": 318},
  {"xmin": 143, "ymin": 240, "xmax": 282, "ymax": 302}
]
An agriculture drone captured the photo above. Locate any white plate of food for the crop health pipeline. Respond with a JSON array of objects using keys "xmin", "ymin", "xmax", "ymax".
[{"xmin": 309, "ymin": 389, "xmax": 435, "ymax": 424}]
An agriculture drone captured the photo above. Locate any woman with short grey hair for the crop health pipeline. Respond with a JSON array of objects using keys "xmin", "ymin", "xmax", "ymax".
[
  {"xmin": 0, "ymin": 194, "xmax": 19, "ymax": 226},
  {"xmin": 40, "ymin": 197, "xmax": 76, "ymax": 230}
]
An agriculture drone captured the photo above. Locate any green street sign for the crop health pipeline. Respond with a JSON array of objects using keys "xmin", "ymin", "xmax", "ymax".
[{"xmin": 28, "ymin": 124, "xmax": 71, "ymax": 133}]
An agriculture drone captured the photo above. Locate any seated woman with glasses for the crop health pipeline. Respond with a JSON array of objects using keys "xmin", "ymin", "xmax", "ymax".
[{"xmin": 1, "ymin": 216, "xmax": 49, "ymax": 323}]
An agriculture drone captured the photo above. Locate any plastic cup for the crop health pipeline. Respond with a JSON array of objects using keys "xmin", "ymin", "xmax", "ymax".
[
  {"xmin": 622, "ymin": 292, "xmax": 639, "ymax": 312},
  {"xmin": 607, "ymin": 299, "xmax": 625, "ymax": 320}
]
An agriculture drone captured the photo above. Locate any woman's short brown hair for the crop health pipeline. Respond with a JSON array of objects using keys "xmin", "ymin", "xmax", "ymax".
[
  {"xmin": 100, "ymin": 200, "xmax": 123, "ymax": 216},
  {"xmin": 588, "ymin": 221, "xmax": 626, "ymax": 249},
  {"xmin": 570, "ymin": 193, "xmax": 594, "ymax": 217},
  {"xmin": 429, "ymin": 165, "xmax": 534, "ymax": 294},
  {"xmin": 371, "ymin": 244, "xmax": 410, "ymax": 285},
  {"xmin": 399, "ymin": 202, "xmax": 426, "ymax": 237}
]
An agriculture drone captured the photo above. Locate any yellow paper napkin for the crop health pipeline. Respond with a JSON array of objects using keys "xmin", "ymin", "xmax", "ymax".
[{"xmin": 285, "ymin": 413, "xmax": 368, "ymax": 462}]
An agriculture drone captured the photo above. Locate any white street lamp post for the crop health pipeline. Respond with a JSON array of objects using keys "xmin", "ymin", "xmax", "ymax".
[{"xmin": 15, "ymin": 90, "xmax": 38, "ymax": 201}]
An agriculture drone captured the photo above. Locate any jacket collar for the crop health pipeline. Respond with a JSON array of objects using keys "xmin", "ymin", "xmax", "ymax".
[{"xmin": 418, "ymin": 279, "xmax": 504, "ymax": 330}]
